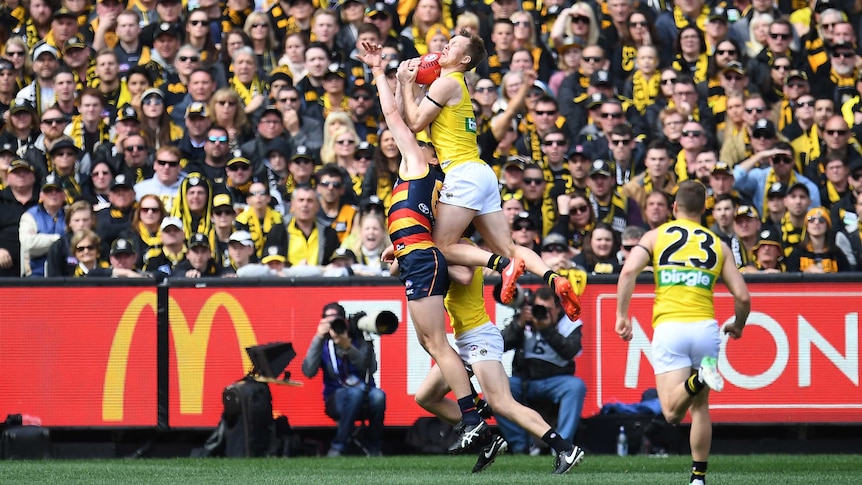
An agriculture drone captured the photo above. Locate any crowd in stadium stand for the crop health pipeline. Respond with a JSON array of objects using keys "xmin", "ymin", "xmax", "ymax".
[{"xmin": 1, "ymin": 0, "xmax": 861, "ymax": 279}]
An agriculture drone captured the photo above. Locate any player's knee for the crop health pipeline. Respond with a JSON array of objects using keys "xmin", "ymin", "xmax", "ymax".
[{"xmin": 663, "ymin": 409, "xmax": 684, "ymax": 424}]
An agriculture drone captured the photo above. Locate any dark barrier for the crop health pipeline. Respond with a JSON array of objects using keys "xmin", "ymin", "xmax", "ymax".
[{"xmin": 1, "ymin": 274, "xmax": 860, "ymax": 429}]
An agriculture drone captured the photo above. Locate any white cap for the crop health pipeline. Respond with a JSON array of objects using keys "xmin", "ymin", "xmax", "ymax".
[
  {"xmin": 228, "ymin": 230, "xmax": 254, "ymax": 247},
  {"xmin": 160, "ymin": 216, "xmax": 183, "ymax": 231}
]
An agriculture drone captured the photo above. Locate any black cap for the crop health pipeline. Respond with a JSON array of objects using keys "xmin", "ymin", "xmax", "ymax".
[
  {"xmin": 588, "ymin": 159, "xmax": 613, "ymax": 177},
  {"xmin": 188, "ymin": 233, "xmax": 210, "ymax": 249},
  {"xmin": 355, "ymin": 141, "xmax": 375, "ymax": 157},
  {"xmin": 65, "ymin": 35, "xmax": 87, "ymax": 51},
  {"xmin": 735, "ymin": 205, "xmax": 759, "ymax": 219},
  {"xmin": 712, "ymin": 161, "xmax": 733, "ymax": 175},
  {"xmin": 154, "ymin": 22, "xmax": 182, "ymax": 42},
  {"xmin": 512, "ymin": 211, "xmax": 536, "ymax": 231},
  {"xmin": 767, "ymin": 182, "xmax": 787, "ymax": 198},
  {"xmin": 0, "ymin": 142, "xmax": 16, "ymax": 155},
  {"xmin": 752, "ymin": 118, "xmax": 776, "ymax": 138},
  {"xmin": 324, "ymin": 63, "xmax": 346, "ymax": 79},
  {"xmin": 590, "ymin": 69, "xmax": 612, "ymax": 86},
  {"xmin": 261, "ymin": 104, "xmax": 283, "ymax": 120},
  {"xmin": 754, "ymin": 228, "xmax": 783, "ymax": 250},
  {"xmin": 268, "ymin": 66, "xmax": 293, "ymax": 85},
  {"xmin": 53, "ymin": 7, "xmax": 77, "ymax": 20},
  {"xmin": 329, "ymin": 247, "xmax": 356, "ymax": 263},
  {"xmin": 787, "ymin": 181, "xmax": 810, "ymax": 196},
  {"xmin": 708, "ymin": 5, "xmax": 729, "ymax": 22},
  {"xmin": 117, "ymin": 104, "xmax": 139, "ymax": 123},
  {"xmin": 111, "ymin": 173, "xmax": 134, "ymax": 190},
  {"xmin": 185, "ymin": 101, "xmax": 209, "ymax": 118},
  {"xmin": 41, "ymin": 173, "xmax": 62, "ymax": 190},
  {"xmin": 586, "ymin": 92, "xmax": 607, "ymax": 110},
  {"xmin": 227, "ymin": 156, "xmax": 252, "ymax": 167},
  {"xmin": 722, "ymin": 61, "xmax": 746, "ymax": 75},
  {"xmin": 503, "ymin": 156, "xmax": 526, "ymax": 171},
  {"xmin": 360, "ymin": 195, "xmax": 385, "ymax": 213},
  {"xmin": 541, "ymin": 232, "xmax": 569, "ymax": 252},
  {"xmin": 110, "ymin": 237, "xmax": 136, "ymax": 255},
  {"xmin": 291, "ymin": 145, "xmax": 314, "ymax": 162},
  {"xmin": 48, "ymin": 137, "xmax": 79, "ymax": 155},
  {"xmin": 9, "ymin": 98, "xmax": 36, "ymax": 116},
  {"xmin": 557, "ymin": 36, "xmax": 585, "ymax": 53},
  {"xmin": 367, "ymin": 2, "xmax": 393, "ymax": 17},
  {"xmin": 265, "ymin": 138, "xmax": 290, "ymax": 157},
  {"xmin": 568, "ymin": 144, "xmax": 591, "ymax": 159},
  {"xmin": 0, "ymin": 59, "xmax": 13, "ymax": 71}
]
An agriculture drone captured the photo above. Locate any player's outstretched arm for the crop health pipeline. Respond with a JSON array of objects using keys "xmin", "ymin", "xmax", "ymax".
[
  {"xmin": 719, "ymin": 241, "xmax": 750, "ymax": 339},
  {"xmin": 616, "ymin": 230, "xmax": 656, "ymax": 341},
  {"xmin": 399, "ymin": 60, "xmax": 458, "ymax": 133}
]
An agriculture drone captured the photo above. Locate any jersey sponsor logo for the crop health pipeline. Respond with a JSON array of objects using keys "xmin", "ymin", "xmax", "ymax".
[
  {"xmin": 418, "ymin": 203, "xmax": 430, "ymax": 214},
  {"xmin": 657, "ymin": 267, "xmax": 715, "ymax": 289},
  {"xmin": 466, "ymin": 117, "xmax": 477, "ymax": 134}
]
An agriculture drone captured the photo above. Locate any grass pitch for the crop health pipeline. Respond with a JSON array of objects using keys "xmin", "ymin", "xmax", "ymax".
[{"xmin": 1, "ymin": 454, "xmax": 860, "ymax": 484}]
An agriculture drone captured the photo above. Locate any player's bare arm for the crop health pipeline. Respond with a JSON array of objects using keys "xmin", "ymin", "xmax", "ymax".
[
  {"xmin": 399, "ymin": 66, "xmax": 461, "ymax": 133},
  {"xmin": 718, "ymin": 241, "xmax": 751, "ymax": 339},
  {"xmin": 615, "ymin": 230, "xmax": 657, "ymax": 341}
]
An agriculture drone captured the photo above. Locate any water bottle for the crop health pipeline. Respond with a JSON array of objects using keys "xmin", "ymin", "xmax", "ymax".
[{"xmin": 616, "ymin": 425, "xmax": 628, "ymax": 456}]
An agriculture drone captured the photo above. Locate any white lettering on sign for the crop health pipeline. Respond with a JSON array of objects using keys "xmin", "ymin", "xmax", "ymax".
[
  {"xmin": 624, "ymin": 316, "xmax": 653, "ymax": 389},
  {"xmin": 798, "ymin": 312, "xmax": 858, "ymax": 387}
]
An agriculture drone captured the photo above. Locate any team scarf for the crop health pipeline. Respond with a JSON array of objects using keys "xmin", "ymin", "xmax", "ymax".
[
  {"xmin": 67, "ymin": 116, "xmax": 111, "ymax": 150},
  {"xmin": 764, "ymin": 169, "xmax": 798, "ymax": 222},
  {"xmin": 824, "ymin": 180, "xmax": 844, "ymax": 206},
  {"xmin": 672, "ymin": 4, "xmax": 709, "ymax": 32},
  {"xmin": 321, "ymin": 93, "xmax": 351, "ymax": 119},
  {"xmin": 138, "ymin": 222, "xmax": 163, "ymax": 263},
  {"xmin": 230, "ymin": 74, "xmax": 266, "ymax": 107},
  {"xmin": 630, "ymin": 70, "xmax": 661, "ymax": 114},
  {"xmin": 239, "ymin": 208, "xmax": 283, "ymax": 258},
  {"xmin": 74, "ymin": 260, "xmax": 110, "ymax": 277},
  {"xmin": 672, "ymin": 53, "xmax": 709, "ymax": 84},
  {"xmin": 779, "ymin": 211, "xmax": 803, "ymax": 258}
]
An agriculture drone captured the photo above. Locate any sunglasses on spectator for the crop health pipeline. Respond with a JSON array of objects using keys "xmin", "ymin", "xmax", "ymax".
[
  {"xmin": 772, "ymin": 156, "xmax": 793, "ymax": 164},
  {"xmin": 228, "ymin": 164, "xmax": 251, "ymax": 171},
  {"xmin": 156, "ymin": 159, "xmax": 180, "ymax": 167},
  {"xmin": 745, "ymin": 107, "xmax": 766, "ymax": 114},
  {"xmin": 41, "ymin": 118, "xmax": 67, "ymax": 125},
  {"xmin": 786, "ymin": 82, "xmax": 806, "ymax": 88},
  {"xmin": 629, "ymin": 21, "xmax": 648, "ymax": 28},
  {"xmin": 91, "ymin": 170, "xmax": 111, "ymax": 177},
  {"xmin": 76, "ymin": 245, "xmax": 96, "ymax": 252},
  {"xmin": 622, "ymin": 244, "xmax": 636, "ymax": 251},
  {"xmin": 723, "ymin": 73, "xmax": 744, "ymax": 81},
  {"xmin": 769, "ymin": 32, "xmax": 792, "ymax": 40},
  {"xmin": 751, "ymin": 132, "xmax": 775, "ymax": 139},
  {"xmin": 825, "ymin": 129, "xmax": 849, "ymax": 136},
  {"xmin": 600, "ymin": 112, "xmax": 622, "ymax": 119},
  {"xmin": 523, "ymin": 177, "xmax": 544, "ymax": 185},
  {"xmin": 140, "ymin": 207, "xmax": 160, "ymax": 213},
  {"xmin": 217, "ymin": 100, "xmax": 237, "ymax": 107},
  {"xmin": 582, "ymin": 56, "xmax": 602, "ymax": 63},
  {"xmin": 534, "ymin": 110, "xmax": 557, "ymax": 116},
  {"xmin": 178, "ymin": 56, "xmax": 200, "ymax": 63},
  {"xmin": 610, "ymin": 138, "xmax": 631, "ymax": 146},
  {"xmin": 571, "ymin": 15, "xmax": 590, "ymax": 25},
  {"xmin": 249, "ymin": 190, "xmax": 269, "ymax": 196},
  {"xmin": 542, "ymin": 140, "xmax": 566, "ymax": 146},
  {"xmin": 514, "ymin": 224, "xmax": 534, "ymax": 231},
  {"xmin": 661, "ymin": 78, "xmax": 677, "ymax": 85},
  {"xmin": 336, "ymin": 139, "xmax": 356, "ymax": 145},
  {"xmin": 513, "ymin": 21, "xmax": 531, "ymax": 27},
  {"xmin": 143, "ymin": 97, "xmax": 163, "ymax": 105},
  {"xmin": 570, "ymin": 205, "xmax": 589, "ymax": 214},
  {"xmin": 318, "ymin": 180, "xmax": 343, "ymax": 188},
  {"xmin": 475, "ymin": 86, "xmax": 496, "ymax": 93},
  {"xmin": 214, "ymin": 209, "xmax": 235, "ymax": 216},
  {"xmin": 208, "ymin": 136, "xmax": 228, "ymax": 143},
  {"xmin": 682, "ymin": 130, "xmax": 703, "ymax": 137},
  {"xmin": 716, "ymin": 49, "xmax": 737, "ymax": 55},
  {"xmin": 354, "ymin": 94, "xmax": 373, "ymax": 101},
  {"xmin": 252, "ymin": 23, "xmax": 268, "ymax": 29},
  {"xmin": 189, "ymin": 20, "xmax": 207, "ymax": 27},
  {"xmin": 279, "ymin": 96, "xmax": 298, "ymax": 103},
  {"xmin": 771, "ymin": 64, "xmax": 790, "ymax": 71},
  {"xmin": 5, "ymin": 51, "xmax": 25, "ymax": 57},
  {"xmin": 832, "ymin": 51, "xmax": 855, "ymax": 59},
  {"xmin": 807, "ymin": 216, "xmax": 827, "ymax": 224},
  {"xmin": 796, "ymin": 100, "xmax": 815, "ymax": 108}
]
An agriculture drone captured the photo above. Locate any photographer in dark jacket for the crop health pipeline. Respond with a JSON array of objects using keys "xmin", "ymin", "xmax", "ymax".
[
  {"xmin": 301, "ymin": 302, "xmax": 385, "ymax": 457},
  {"xmin": 496, "ymin": 287, "xmax": 587, "ymax": 455}
]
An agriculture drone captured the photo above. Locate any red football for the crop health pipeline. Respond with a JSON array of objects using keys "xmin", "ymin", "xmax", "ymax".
[{"xmin": 416, "ymin": 52, "xmax": 442, "ymax": 85}]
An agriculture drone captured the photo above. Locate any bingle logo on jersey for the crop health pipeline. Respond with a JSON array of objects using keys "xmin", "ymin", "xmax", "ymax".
[{"xmin": 657, "ymin": 268, "xmax": 715, "ymax": 289}]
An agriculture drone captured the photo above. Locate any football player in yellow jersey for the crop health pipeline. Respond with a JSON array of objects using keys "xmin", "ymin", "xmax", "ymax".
[
  {"xmin": 360, "ymin": 43, "xmax": 490, "ymax": 454},
  {"xmin": 411, "ymin": 240, "xmax": 586, "ymax": 475},
  {"xmin": 398, "ymin": 32, "xmax": 583, "ymax": 323},
  {"xmin": 615, "ymin": 181, "xmax": 750, "ymax": 485}
]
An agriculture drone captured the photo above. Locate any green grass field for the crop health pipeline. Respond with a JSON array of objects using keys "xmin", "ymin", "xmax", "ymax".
[{"xmin": 1, "ymin": 454, "xmax": 860, "ymax": 484}]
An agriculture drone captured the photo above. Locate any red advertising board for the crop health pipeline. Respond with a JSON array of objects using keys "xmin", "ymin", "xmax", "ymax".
[{"xmin": 1, "ymin": 281, "xmax": 859, "ymax": 428}]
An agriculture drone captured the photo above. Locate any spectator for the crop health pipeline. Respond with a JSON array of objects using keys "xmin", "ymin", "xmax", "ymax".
[
  {"xmin": 244, "ymin": 12, "xmax": 278, "ymax": 77},
  {"xmin": 275, "ymin": 85, "xmax": 323, "ymax": 155},
  {"xmin": 134, "ymin": 146, "xmax": 183, "ymax": 210},
  {"xmin": 129, "ymin": 194, "xmax": 166, "ymax": 270},
  {"xmin": 170, "ymin": 68, "xmax": 218, "ymax": 128},
  {"xmin": 711, "ymin": 193, "xmax": 738, "ymax": 244},
  {"xmin": 143, "ymin": 216, "xmax": 187, "ymax": 276},
  {"xmin": 210, "ymin": 193, "xmax": 237, "ymax": 271},
  {"xmin": 96, "ymin": 173, "xmax": 136, "ymax": 257},
  {"xmin": 497, "ymin": 286, "xmax": 586, "ymax": 455},
  {"xmin": 1, "ymin": 100, "xmax": 38, "ymax": 161},
  {"xmin": 174, "ymin": 233, "xmax": 221, "ymax": 278},
  {"xmin": 175, "ymin": 102, "xmax": 212, "ymax": 166},
  {"xmin": 623, "ymin": 142, "xmax": 676, "ymax": 215},
  {"xmin": 322, "ymin": 247, "xmax": 357, "ymax": 278},
  {"xmin": 284, "ymin": 185, "xmax": 338, "ymax": 272},
  {"xmin": 566, "ymin": 144, "xmax": 591, "ymax": 194},
  {"xmin": 91, "ymin": 105, "xmax": 142, "ymax": 176},
  {"xmin": 241, "ymin": 105, "xmax": 291, "ymax": 175},
  {"xmin": 551, "ymin": 192, "xmax": 594, "ymax": 253},
  {"xmin": 230, "ymin": 47, "xmax": 267, "ymax": 118},
  {"xmin": 224, "ymin": 156, "xmax": 256, "ymax": 208},
  {"xmin": 115, "ymin": 133, "xmax": 154, "ymax": 186},
  {"xmin": 70, "ymin": 229, "xmax": 109, "ymax": 277},
  {"xmin": 539, "ymin": 232, "xmax": 576, "ymax": 273},
  {"xmin": 184, "ymin": 125, "xmax": 230, "ymax": 190},
  {"xmin": 222, "ymin": 229, "xmax": 257, "ymax": 276},
  {"xmin": 786, "ymin": 94, "xmax": 820, "ymax": 170},
  {"xmin": 618, "ymin": 225, "xmax": 646, "ymax": 267},
  {"xmin": 139, "ymin": 88, "xmax": 183, "ymax": 150},
  {"xmin": 296, "ymin": 42, "xmax": 329, "ymax": 122},
  {"xmin": 184, "ymin": 8, "xmax": 219, "ymax": 69},
  {"xmin": 572, "ymin": 223, "xmax": 621, "ymax": 274},
  {"xmin": 113, "ymin": 10, "xmax": 148, "ymax": 79},
  {"xmin": 586, "ymin": 159, "xmax": 642, "ymax": 234},
  {"xmin": 511, "ymin": 211, "xmax": 541, "ymax": 254},
  {"xmin": 642, "ymin": 191, "xmax": 672, "ymax": 231},
  {"xmin": 762, "ymin": 182, "xmax": 788, "ymax": 233},
  {"xmin": 315, "ymin": 164, "xmax": 357, "ymax": 245},
  {"xmin": 57, "ymin": 37, "xmax": 90, "ymax": 90},
  {"xmin": 342, "ymin": 212, "xmax": 391, "ymax": 277},
  {"xmin": 17, "ymin": 42, "xmax": 60, "ymax": 115},
  {"xmin": 786, "ymin": 208, "xmax": 853, "ymax": 272},
  {"xmin": 360, "ymin": 128, "xmax": 399, "ymax": 212},
  {"xmin": 539, "ymin": 128, "xmax": 573, "ymax": 199},
  {"xmin": 19, "ymin": 174, "xmax": 66, "ymax": 277},
  {"xmin": 733, "ymin": 205, "xmax": 762, "ymax": 271},
  {"xmin": 208, "ymin": 87, "xmax": 253, "ymax": 152},
  {"xmin": 234, "ymin": 181, "xmax": 287, "ymax": 260},
  {"xmin": 43, "ymin": 136, "xmax": 82, "ymax": 203},
  {"xmin": 301, "ymin": 302, "xmax": 385, "ymax": 457},
  {"xmin": 45, "ymin": 200, "xmax": 94, "ymax": 277},
  {"xmin": 751, "ymin": 227, "xmax": 787, "ymax": 273},
  {"xmin": 172, "ymin": 173, "xmax": 214, "ymax": 240},
  {"xmin": 161, "ymin": 45, "xmax": 202, "ymax": 109},
  {"xmin": 277, "ymin": 33, "xmax": 308, "ymax": 83},
  {"xmin": 720, "ymin": 94, "xmax": 773, "ymax": 166},
  {"xmin": 64, "ymin": 88, "xmax": 111, "ymax": 170},
  {"xmin": 806, "ymin": 115, "xmax": 862, "ymax": 185},
  {"xmin": 520, "ymin": 164, "xmax": 554, "ymax": 236},
  {"xmin": 86, "ymin": 237, "xmax": 151, "ymax": 279},
  {"xmin": 0, "ymin": 60, "xmax": 17, "ymax": 123}
]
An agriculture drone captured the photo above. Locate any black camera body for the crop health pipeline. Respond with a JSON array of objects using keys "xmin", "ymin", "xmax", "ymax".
[
  {"xmin": 328, "ymin": 316, "xmax": 354, "ymax": 337},
  {"xmin": 493, "ymin": 282, "xmax": 549, "ymax": 322},
  {"xmin": 329, "ymin": 310, "xmax": 399, "ymax": 338}
]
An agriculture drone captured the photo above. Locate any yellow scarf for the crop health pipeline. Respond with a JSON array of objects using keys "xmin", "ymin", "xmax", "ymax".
[
  {"xmin": 68, "ymin": 116, "xmax": 111, "ymax": 150},
  {"xmin": 764, "ymin": 169, "xmax": 797, "ymax": 222},
  {"xmin": 230, "ymin": 75, "xmax": 265, "ymax": 106},
  {"xmin": 673, "ymin": 5, "xmax": 709, "ymax": 32},
  {"xmin": 825, "ymin": 181, "xmax": 843, "ymax": 206},
  {"xmin": 138, "ymin": 222, "xmax": 163, "ymax": 263},
  {"xmin": 673, "ymin": 53, "xmax": 709, "ymax": 84},
  {"xmin": 321, "ymin": 93, "xmax": 351, "ymax": 119},
  {"xmin": 238, "ymin": 208, "xmax": 283, "ymax": 258},
  {"xmin": 631, "ymin": 71, "xmax": 660, "ymax": 114}
]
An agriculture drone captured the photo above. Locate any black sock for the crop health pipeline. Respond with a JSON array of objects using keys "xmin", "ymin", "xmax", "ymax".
[
  {"xmin": 458, "ymin": 396, "xmax": 481, "ymax": 426},
  {"xmin": 543, "ymin": 271, "xmax": 557, "ymax": 288},
  {"xmin": 685, "ymin": 369, "xmax": 706, "ymax": 396},
  {"xmin": 541, "ymin": 429, "xmax": 573, "ymax": 455},
  {"xmin": 487, "ymin": 254, "xmax": 511, "ymax": 273},
  {"xmin": 690, "ymin": 460, "xmax": 707, "ymax": 483}
]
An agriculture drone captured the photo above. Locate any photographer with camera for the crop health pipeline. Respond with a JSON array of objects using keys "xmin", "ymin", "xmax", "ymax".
[
  {"xmin": 301, "ymin": 303, "xmax": 386, "ymax": 457},
  {"xmin": 496, "ymin": 287, "xmax": 587, "ymax": 456}
]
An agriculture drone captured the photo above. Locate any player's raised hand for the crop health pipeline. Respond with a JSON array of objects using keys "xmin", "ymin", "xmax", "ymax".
[
  {"xmin": 397, "ymin": 60, "xmax": 417, "ymax": 84},
  {"xmin": 360, "ymin": 42, "xmax": 383, "ymax": 69}
]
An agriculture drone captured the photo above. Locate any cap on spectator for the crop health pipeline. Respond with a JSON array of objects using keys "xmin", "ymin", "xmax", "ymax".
[
  {"xmin": 831, "ymin": 39, "xmax": 856, "ymax": 52},
  {"xmin": 265, "ymin": 138, "xmax": 290, "ymax": 158},
  {"xmin": 31, "ymin": 42, "xmax": 58, "ymax": 61},
  {"xmin": 0, "ymin": 59, "xmax": 13, "ymax": 71},
  {"xmin": 541, "ymin": 232, "xmax": 569, "ymax": 252},
  {"xmin": 787, "ymin": 181, "xmax": 810, "ymax": 196},
  {"xmin": 849, "ymin": 157, "xmax": 862, "ymax": 174},
  {"xmin": 329, "ymin": 247, "xmax": 356, "ymax": 264},
  {"xmin": 262, "ymin": 245, "xmax": 287, "ymax": 264},
  {"xmin": 352, "ymin": 82, "xmax": 375, "ymax": 97},
  {"xmin": 185, "ymin": 174, "xmax": 206, "ymax": 187},
  {"xmin": 111, "ymin": 173, "xmax": 134, "ymax": 190},
  {"xmin": 425, "ymin": 23, "xmax": 450, "ymax": 46},
  {"xmin": 228, "ymin": 230, "xmax": 254, "ymax": 247},
  {"xmin": 291, "ymin": 145, "xmax": 314, "ymax": 162},
  {"xmin": 360, "ymin": 195, "xmax": 385, "ymax": 214},
  {"xmin": 9, "ymin": 98, "xmax": 36, "ymax": 116},
  {"xmin": 117, "ymin": 104, "xmax": 139, "ymax": 123},
  {"xmin": 160, "ymin": 216, "xmax": 184, "ymax": 231},
  {"xmin": 752, "ymin": 118, "xmax": 776, "ymax": 138},
  {"xmin": 568, "ymin": 144, "xmax": 591, "ymax": 159},
  {"xmin": 7, "ymin": 159, "xmax": 34, "ymax": 174},
  {"xmin": 41, "ymin": 173, "xmax": 62, "ymax": 191},
  {"xmin": 708, "ymin": 5, "xmax": 729, "ymax": 22},
  {"xmin": 767, "ymin": 181, "xmax": 787, "ymax": 198},
  {"xmin": 261, "ymin": 104, "xmax": 283, "ymax": 120},
  {"xmin": 503, "ymin": 156, "xmax": 526, "ymax": 171},
  {"xmin": 557, "ymin": 36, "xmax": 584, "ymax": 53},
  {"xmin": 188, "ymin": 233, "xmax": 210, "ymax": 249},
  {"xmin": 65, "ymin": 34, "xmax": 87, "ymax": 51},
  {"xmin": 586, "ymin": 92, "xmax": 607, "ymax": 110},
  {"xmin": 589, "ymin": 159, "xmax": 613, "ymax": 177},
  {"xmin": 268, "ymin": 66, "xmax": 293, "ymax": 85},
  {"xmin": 227, "ymin": 156, "xmax": 252, "ymax": 168},
  {"xmin": 185, "ymin": 101, "xmax": 209, "ymax": 118},
  {"xmin": 590, "ymin": 69, "xmax": 612, "ymax": 87},
  {"xmin": 110, "ymin": 237, "xmax": 136, "ymax": 255},
  {"xmin": 52, "ymin": 7, "xmax": 77, "ymax": 21},
  {"xmin": 324, "ymin": 63, "xmax": 345, "ymax": 79},
  {"xmin": 722, "ymin": 61, "xmax": 746, "ymax": 75},
  {"xmin": 142, "ymin": 88, "xmax": 164, "ymax": 101},
  {"xmin": 366, "ymin": 1, "xmax": 392, "ymax": 18},
  {"xmin": 355, "ymin": 141, "xmax": 375, "ymax": 158},
  {"xmin": 48, "ymin": 136, "xmax": 79, "ymax": 155},
  {"xmin": 814, "ymin": 0, "xmax": 833, "ymax": 12},
  {"xmin": 154, "ymin": 21, "xmax": 183, "ymax": 42},
  {"xmin": 753, "ymin": 228, "xmax": 783, "ymax": 251},
  {"xmin": 213, "ymin": 193, "xmax": 233, "ymax": 209},
  {"xmin": 512, "ymin": 211, "xmax": 537, "ymax": 231},
  {"xmin": 712, "ymin": 161, "xmax": 733, "ymax": 175},
  {"xmin": 785, "ymin": 70, "xmax": 808, "ymax": 84},
  {"xmin": 806, "ymin": 207, "xmax": 831, "ymax": 228},
  {"xmin": 735, "ymin": 205, "xmax": 759, "ymax": 220},
  {"xmin": 0, "ymin": 142, "xmax": 16, "ymax": 155}
]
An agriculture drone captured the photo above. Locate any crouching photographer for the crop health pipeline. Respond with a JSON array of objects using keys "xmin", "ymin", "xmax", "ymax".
[
  {"xmin": 301, "ymin": 303, "xmax": 387, "ymax": 457},
  {"xmin": 496, "ymin": 286, "xmax": 587, "ymax": 455}
]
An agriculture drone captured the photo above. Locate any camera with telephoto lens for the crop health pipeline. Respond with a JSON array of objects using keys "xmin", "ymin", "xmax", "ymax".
[
  {"xmin": 493, "ymin": 282, "xmax": 548, "ymax": 322},
  {"xmin": 329, "ymin": 310, "xmax": 399, "ymax": 337}
]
